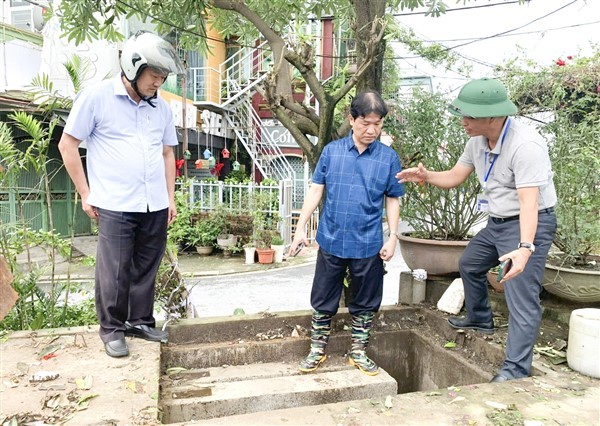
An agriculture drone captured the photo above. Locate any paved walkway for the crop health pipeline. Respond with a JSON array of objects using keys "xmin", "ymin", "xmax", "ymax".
[{"xmin": 18, "ymin": 229, "xmax": 410, "ymax": 318}]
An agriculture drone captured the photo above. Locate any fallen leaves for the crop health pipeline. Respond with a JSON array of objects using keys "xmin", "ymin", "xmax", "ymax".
[
  {"xmin": 534, "ymin": 345, "xmax": 567, "ymax": 364},
  {"xmin": 448, "ymin": 396, "xmax": 465, "ymax": 404},
  {"xmin": 37, "ymin": 343, "xmax": 61, "ymax": 360},
  {"xmin": 75, "ymin": 375, "xmax": 93, "ymax": 390},
  {"xmin": 125, "ymin": 380, "xmax": 146, "ymax": 394}
]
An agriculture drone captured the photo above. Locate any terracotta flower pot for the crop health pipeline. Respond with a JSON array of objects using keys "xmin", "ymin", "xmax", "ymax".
[
  {"xmin": 256, "ymin": 248, "xmax": 275, "ymax": 264},
  {"xmin": 487, "ymin": 271, "xmax": 504, "ymax": 293}
]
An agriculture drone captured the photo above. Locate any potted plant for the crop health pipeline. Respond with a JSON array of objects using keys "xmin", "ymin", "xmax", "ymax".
[
  {"xmin": 270, "ymin": 234, "xmax": 285, "ymax": 264},
  {"xmin": 255, "ymin": 229, "xmax": 275, "ymax": 264},
  {"xmin": 189, "ymin": 211, "xmax": 223, "ymax": 256},
  {"xmin": 243, "ymin": 242, "xmax": 256, "ymax": 264},
  {"xmin": 250, "ymin": 191, "xmax": 280, "ymax": 265},
  {"xmin": 502, "ymin": 52, "xmax": 600, "ymax": 302},
  {"xmin": 387, "ymin": 89, "xmax": 487, "ymax": 275}
]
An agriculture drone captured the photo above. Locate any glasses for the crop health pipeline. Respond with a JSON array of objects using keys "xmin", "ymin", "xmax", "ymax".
[{"xmin": 448, "ymin": 104, "xmax": 475, "ymax": 119}]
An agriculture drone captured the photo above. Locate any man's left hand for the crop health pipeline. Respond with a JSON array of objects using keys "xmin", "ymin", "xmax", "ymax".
[
  {"xmin": 167, "ymin": 204, "xmax": 177, "ymax": 225},
  {"xmin": 379, "ymin": 238, "xmax": 397, "ymax": 261},
  {"xmin": 498, "ymin": 248, "xmax": 531, "ymax": 282}
]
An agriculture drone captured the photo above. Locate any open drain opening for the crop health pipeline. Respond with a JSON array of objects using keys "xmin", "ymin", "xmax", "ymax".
[{"xmin": 158, "ymin": 308, "xmax": 502, "ymax": 423}]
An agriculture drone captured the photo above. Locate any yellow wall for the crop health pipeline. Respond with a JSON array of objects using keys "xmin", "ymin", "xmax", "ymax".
[{"xmin": 204, "ymin": 24, "xmax": 226, "ymax": 104}]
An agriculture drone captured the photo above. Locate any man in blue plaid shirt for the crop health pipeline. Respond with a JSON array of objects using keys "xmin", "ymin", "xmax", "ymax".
[{"xmin": 289, "ymin": 90, "xmax": 405, "ymax": 375}]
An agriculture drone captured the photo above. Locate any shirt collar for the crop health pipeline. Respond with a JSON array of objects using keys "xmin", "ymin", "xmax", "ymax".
[
  {"xmin": 345, "ymin": 131, "xmax": 379, "ymax": 154},
  {"xmin": 112, "ymin": 73, "xmax": 128, "ymax": 97},
  {"xmin": 488, "ymin": 118, "xmax": 511, "ymax": 155}
]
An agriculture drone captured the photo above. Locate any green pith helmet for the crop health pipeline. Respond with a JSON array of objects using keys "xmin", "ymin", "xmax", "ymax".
[{"xmin": 448, "ymin": 78, "xmax": 518, "ymax": 118}]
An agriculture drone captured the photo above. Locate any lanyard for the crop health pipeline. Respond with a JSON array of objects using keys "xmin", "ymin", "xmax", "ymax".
[{"xmin": 483, "ymin": 118, "xmax": 510, "ymax": 190}]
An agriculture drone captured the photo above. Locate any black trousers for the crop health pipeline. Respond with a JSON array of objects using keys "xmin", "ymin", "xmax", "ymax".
[
  {"xmin": 310, "ymin": 248, "xmax": 384, "ymax": 316},
  {"xmin": 95, "ymin": 208, "xmax": 168, "ymax": 343}
]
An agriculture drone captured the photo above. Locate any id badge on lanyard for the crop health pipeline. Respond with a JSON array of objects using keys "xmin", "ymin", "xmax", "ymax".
[
  {"xmin": 478, "ymin": 119, "xmax": 510, "ymax": 212},
  {"xmin": 476, "ymin": 193, "xmax": 489, "ymax": 212}
]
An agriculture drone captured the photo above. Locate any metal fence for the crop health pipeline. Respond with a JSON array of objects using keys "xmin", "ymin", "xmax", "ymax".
[{"xmin": 177, "ymin": 179, "xmax": 319, "ymax": 246}]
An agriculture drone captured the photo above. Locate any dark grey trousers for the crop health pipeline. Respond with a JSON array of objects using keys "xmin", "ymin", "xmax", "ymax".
[
  {"xmin": 459, "ymin": 211, "xmax": 557, "ymax": 378},
  {"xmin": 95, "ymin": 208, "xmax": 168, "ymax": 343}
]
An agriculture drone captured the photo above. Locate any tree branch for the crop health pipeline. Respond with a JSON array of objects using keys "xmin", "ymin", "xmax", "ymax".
[{"xmin": 332, "ymin": 18, "xmax": 386, "ymax": 104}]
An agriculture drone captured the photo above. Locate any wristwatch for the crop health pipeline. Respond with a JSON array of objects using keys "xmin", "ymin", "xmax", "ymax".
[
  {"xmin": 389, "ymin": 230, "xmax": 400, "ymax": 240},
  {"xmin": 518, "ymin": 242, "xmax": 535, "ymax": 253}
]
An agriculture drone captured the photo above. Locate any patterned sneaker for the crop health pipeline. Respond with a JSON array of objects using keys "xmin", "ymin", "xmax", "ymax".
[
  {"xmin": 299, "ymin": 351, "xmax": 328, "ymax": 373},
  {"xmin": 348, "ymin": 351, "xmax": 379, "ymax": 376}
]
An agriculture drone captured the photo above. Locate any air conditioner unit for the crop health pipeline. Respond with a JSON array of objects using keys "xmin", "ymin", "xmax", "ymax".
[{"xmin": 11, "ymin": 9, "xmax": 33, "ymax": 31}]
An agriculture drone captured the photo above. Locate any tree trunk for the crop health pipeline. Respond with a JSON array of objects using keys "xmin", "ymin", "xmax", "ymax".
[{"xmin": 351, "ymin": 0, "xmax": 387, "ymax": 94}]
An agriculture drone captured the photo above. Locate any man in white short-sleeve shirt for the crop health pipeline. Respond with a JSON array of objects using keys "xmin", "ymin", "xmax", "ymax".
[
  {"xmin": 397, "ymin": 78, "xmax": 557, "ymax": 382},
  {"xmin": 59, "ymin": 31, "xmax": 185, "ymax": 358}
]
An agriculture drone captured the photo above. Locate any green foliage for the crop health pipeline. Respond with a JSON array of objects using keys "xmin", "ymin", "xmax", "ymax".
[
  {"xmin": 0, "ymin": 225, "xmax": 96, "ymax": 331},
  {"xmin": 386, "ymin": 89, "xmax": 486, "ymax": 240},
  {"xmin": 54, "ymin": 0, "xmax": 208, "ymax": 51},
  {"xmin": 0, "ymin": 280, "xmax": 97, "ymax": 332},
  {"xmin": 168, "ymin": 181, "xmax": 196, "ymax": 249},
  {"xmin": 501, "ymin": 49, "xmax": 600, "ymax": 266},
  {"xmin": 271, "ymin": 235, "xmax": 284, "ymax": 246},
  {"xmin": 0, "ymin": 55, "xmax": 100, "ymax": 332},
  {"xmin": 189, "ymin": 211, "xmax": 225, "ymax": 247},
  {"xmin": 250, "ymin": 190, "xmax": 281, "ymax": 249},
  {"xmin": 224, "ymin": 169, "xmax": 250, "ymax": 184},
  {"xmin": 29, "ymin": 55, "xmax": 95, "ymax": 115}
]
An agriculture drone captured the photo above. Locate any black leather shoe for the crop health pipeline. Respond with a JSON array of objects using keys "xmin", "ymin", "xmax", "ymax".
[
  {"xmin": 125, "ymin": 323, "xmax": 168, "ymax": 342},
  {"xmin": 490, "ymin": 374, "xmax": 509, "ymax": 383},
  {"xmin": 105, "ymin": 338, "xmax": 129, "ymax": 358},
  {"xmin": 448, "ymin": 316, "xmax": 494, "ymax": 334}
]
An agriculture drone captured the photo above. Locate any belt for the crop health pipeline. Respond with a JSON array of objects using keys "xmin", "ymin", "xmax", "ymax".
[{"xmin": 491, "ymin": 207, "xmax": 555, "ymax": 224}]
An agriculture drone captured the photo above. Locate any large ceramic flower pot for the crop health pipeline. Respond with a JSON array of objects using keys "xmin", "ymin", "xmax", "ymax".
[
  {"xmin": 398, "ymin": 233, "xmax": 469, "ymax": 276},
  {"xmin": 543, "ymin": 262, "xmax": 600, "ymax": 303},
  {"xmin": 195, "ymin": 245, "xmax": 214, "ymax": 256},
  {"xmin": 217, "ymin": 234, "xmax": 238, "ymax": 248}
]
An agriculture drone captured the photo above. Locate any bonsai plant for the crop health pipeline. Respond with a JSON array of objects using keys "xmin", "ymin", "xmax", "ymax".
[
  {"xmin": 501, "ymin": 51, "xmax": 600, "ymax": 302},
  {"xmin": 251, "ymin": 191, "xmax": 281, "ymax": 264},
  {"xmin": 386, "ymin": 89, "xmax": 487, "ymax": 274}
]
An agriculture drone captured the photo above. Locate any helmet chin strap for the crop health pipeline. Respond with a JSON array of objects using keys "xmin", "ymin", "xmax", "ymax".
[{"xmin": 132, "ymin": 81, "xmax": 157, "ymax": 108}]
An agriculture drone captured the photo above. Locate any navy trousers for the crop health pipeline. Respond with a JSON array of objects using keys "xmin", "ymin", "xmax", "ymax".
[
  {"xmin": 95, "ymin": 208, "xmax": 168, "ymax": 343},
  {"xmin": 459, "ymin": 211, "xmax": 556, "ymax": 378},
  {"xmin": 310, "ymin": 248, "xmax": 385, "ymax": 316}
]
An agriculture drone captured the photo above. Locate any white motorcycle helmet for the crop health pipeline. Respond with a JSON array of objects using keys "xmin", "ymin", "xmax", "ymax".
[{"xmin": 120, "ymin": 31, "xmax": 185, "ymax": 83}]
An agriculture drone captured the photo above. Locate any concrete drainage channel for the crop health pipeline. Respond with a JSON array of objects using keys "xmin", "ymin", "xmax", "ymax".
[{"xmin": 158, "ymin": 306, "xmax": 503, "ymax": 424}]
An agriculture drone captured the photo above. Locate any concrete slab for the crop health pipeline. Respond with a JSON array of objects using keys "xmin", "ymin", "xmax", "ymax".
[
  {"xmin": 178, "ymin": 376, "xmax": 600, "ymax": 425},
  {"xmin": 162, "ymin": 363, "xmax": 398, "ymax": 422}
]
